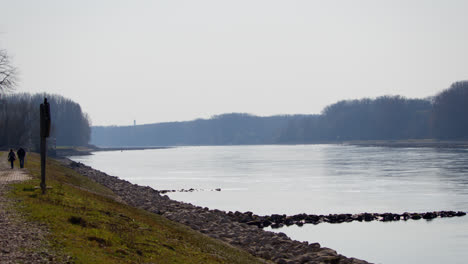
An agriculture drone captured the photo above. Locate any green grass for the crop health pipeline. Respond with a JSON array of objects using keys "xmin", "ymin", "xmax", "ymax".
[{"xmin": 7, "ymin": 152, "xmax": 265, "ymax": 264}]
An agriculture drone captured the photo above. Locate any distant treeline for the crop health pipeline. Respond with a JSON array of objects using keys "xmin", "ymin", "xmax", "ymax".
[
  {"xmin": 280, "ymin": 81, "xmax": 468, "ymax": 142},
  {"xmin": 92, "ymin": 81, "xmax": 468, "ymax": 147},
  {"xmin": 92, "ymin": 114, "xmax": 308, "ymax": 146},
  {"xmin": 279, "ymin": 96, "xmax": 432, "ymax": 142},
  {"xmin": 0, "ymin": 93, "xmax": 91, "ymax": 150}
]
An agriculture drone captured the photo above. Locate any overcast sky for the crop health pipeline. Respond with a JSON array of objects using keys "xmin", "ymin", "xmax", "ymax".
[{"xmin": 1, "ymin": 0, "xmax": 468, "ymax": 126}]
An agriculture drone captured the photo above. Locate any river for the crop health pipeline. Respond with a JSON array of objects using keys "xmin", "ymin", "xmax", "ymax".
[{"xmin": 69, "ymin": 145, "xmax": 468, "ymax": 264}]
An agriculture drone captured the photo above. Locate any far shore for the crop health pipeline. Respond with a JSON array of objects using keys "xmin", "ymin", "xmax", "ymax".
[
  {"xmin": 54, "ymin": 146, "xmax": 171, "ymax": 157},
  {"xmin": 342, "ymin": 139, "xmax": 468, "ymax": 149},
  {"xmin": 94, "ymin": 146, "xmax": 172, "ymax": 151},
  {"xmin": 53, "ymin": 139, "xmax": 468, "ymax": 157}
]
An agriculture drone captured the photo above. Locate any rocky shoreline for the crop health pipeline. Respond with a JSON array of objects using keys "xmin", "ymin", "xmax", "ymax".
[
  {"xmin": 64, "ymin": 160, "xmax": 369, "ymax": 264},
  {"xmin": 159, "ymin": 187, "xmax": 222, "ymax": 194},
  {"xmin": 227, "ymin": 210, "xmax": 466, "ymax": 229},
  {"xmin": 155, "ymin": 190, "xmax": 466, "ymax": 228}
]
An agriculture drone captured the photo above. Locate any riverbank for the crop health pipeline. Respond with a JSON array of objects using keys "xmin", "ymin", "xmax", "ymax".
[
  {"xmin": 0, "ymin": 154, "xmax": 68, "ymax": 263},
  {"xmin": 55, "ymin": 139, "xmax": 468, "ymax": 158},
  {"xmin": 5, "ymin": 153, "xmax": 268, "ymax": 263},
  {"xmin": 343, "ymin": 139, "xmax": 468, "ymax": 149},
  {"xmin": 55, "ymin": 145, "xmax": 170, "ymax": 157},
  {"xmin": 64, "ymin": 159, "xmax": 369, "ymax": 264}
]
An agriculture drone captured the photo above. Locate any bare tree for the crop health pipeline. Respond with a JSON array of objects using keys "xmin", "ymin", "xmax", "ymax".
[{"xmin": 0, "ymin": 49, "xmax": 17, "ymax": 93}]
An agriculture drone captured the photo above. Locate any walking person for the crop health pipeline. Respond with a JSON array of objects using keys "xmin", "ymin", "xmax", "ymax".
[
  {"xmin": 17, "ymin": 147, "xmax": 26, "ymax": 168},
  {"xmin": 7, "ymin": 149, "xmax": 16, "ymax": 169}
]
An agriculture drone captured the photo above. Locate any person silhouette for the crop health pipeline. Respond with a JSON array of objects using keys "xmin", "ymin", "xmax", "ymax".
[
  {"xmin": 17, "ymin": 147, "xmax": 26, "ymax": 168},
  {"xmin": 7, "ymin": 149, "xmax": 16, "ymax": 169}
]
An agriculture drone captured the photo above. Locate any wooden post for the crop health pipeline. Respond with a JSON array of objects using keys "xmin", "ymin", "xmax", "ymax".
[
  {"xmin": 40, "ymin": 132, "xmax": 46, "ymax": 194},
  {"xmin": 40, "ymin": 98, "xmax": 51, "ymax": 194}
]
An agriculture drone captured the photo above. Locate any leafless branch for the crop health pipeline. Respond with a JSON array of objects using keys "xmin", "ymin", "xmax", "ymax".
[{"xmin": 0, "ymin": 49, "xmax": 17, "ymax": 93}]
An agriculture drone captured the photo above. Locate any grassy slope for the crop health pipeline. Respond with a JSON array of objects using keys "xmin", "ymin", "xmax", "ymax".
[{"xmin": 7, "ymin": 153, "xmax": 265, "ymax": 264}]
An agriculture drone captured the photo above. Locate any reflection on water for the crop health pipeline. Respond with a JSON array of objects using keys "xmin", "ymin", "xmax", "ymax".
[
  {"xmin": 266, "ymin": 216, "xmax": 468, "ymax": 264},
  {"xmin": 70, "ymin": 145, "xmax": 468, "ymax": 264}
]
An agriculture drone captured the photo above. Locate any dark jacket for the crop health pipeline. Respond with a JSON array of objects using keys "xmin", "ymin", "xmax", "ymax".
[
  {"xmin": 8, "ymin": 151, "xmax": 16, "ymax": 161},
  {"xmin": 17, "ymin": 148, "xmax": 26, "ymax": 159}
]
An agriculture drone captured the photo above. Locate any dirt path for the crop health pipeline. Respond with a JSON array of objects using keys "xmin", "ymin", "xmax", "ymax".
[{"xmin": 0, "ymin": 156, "xmax": 63, "ymax": 263}]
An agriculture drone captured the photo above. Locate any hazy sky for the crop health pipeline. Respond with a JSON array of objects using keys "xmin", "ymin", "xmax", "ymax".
[{"xmin": 1, "ymin": 0, "xmax": 468, "ymax": 126}]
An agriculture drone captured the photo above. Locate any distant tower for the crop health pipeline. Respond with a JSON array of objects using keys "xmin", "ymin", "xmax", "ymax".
[{"xmin": 134, "ymin": 120, "xmax": 136, "ymax": 126}]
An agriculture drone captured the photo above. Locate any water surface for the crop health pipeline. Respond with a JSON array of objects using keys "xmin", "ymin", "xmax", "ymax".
[{"xmin": 70, "ymin": 145, "xmax": 468, "ymax": 263}]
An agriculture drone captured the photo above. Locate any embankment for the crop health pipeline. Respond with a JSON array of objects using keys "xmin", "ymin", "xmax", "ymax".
[
  {"xmin": 64, "ymin": 159, "xmax": 369, "ymax": 264},
  {"xmin": 9, "ymin": 153, "xmax": 267, "ymax": 263}
]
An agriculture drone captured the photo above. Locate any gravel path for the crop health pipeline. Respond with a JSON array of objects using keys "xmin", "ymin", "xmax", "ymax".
[{"xmin": 0, "ymin": 157, "xmax": 64, "ymax": 263}]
